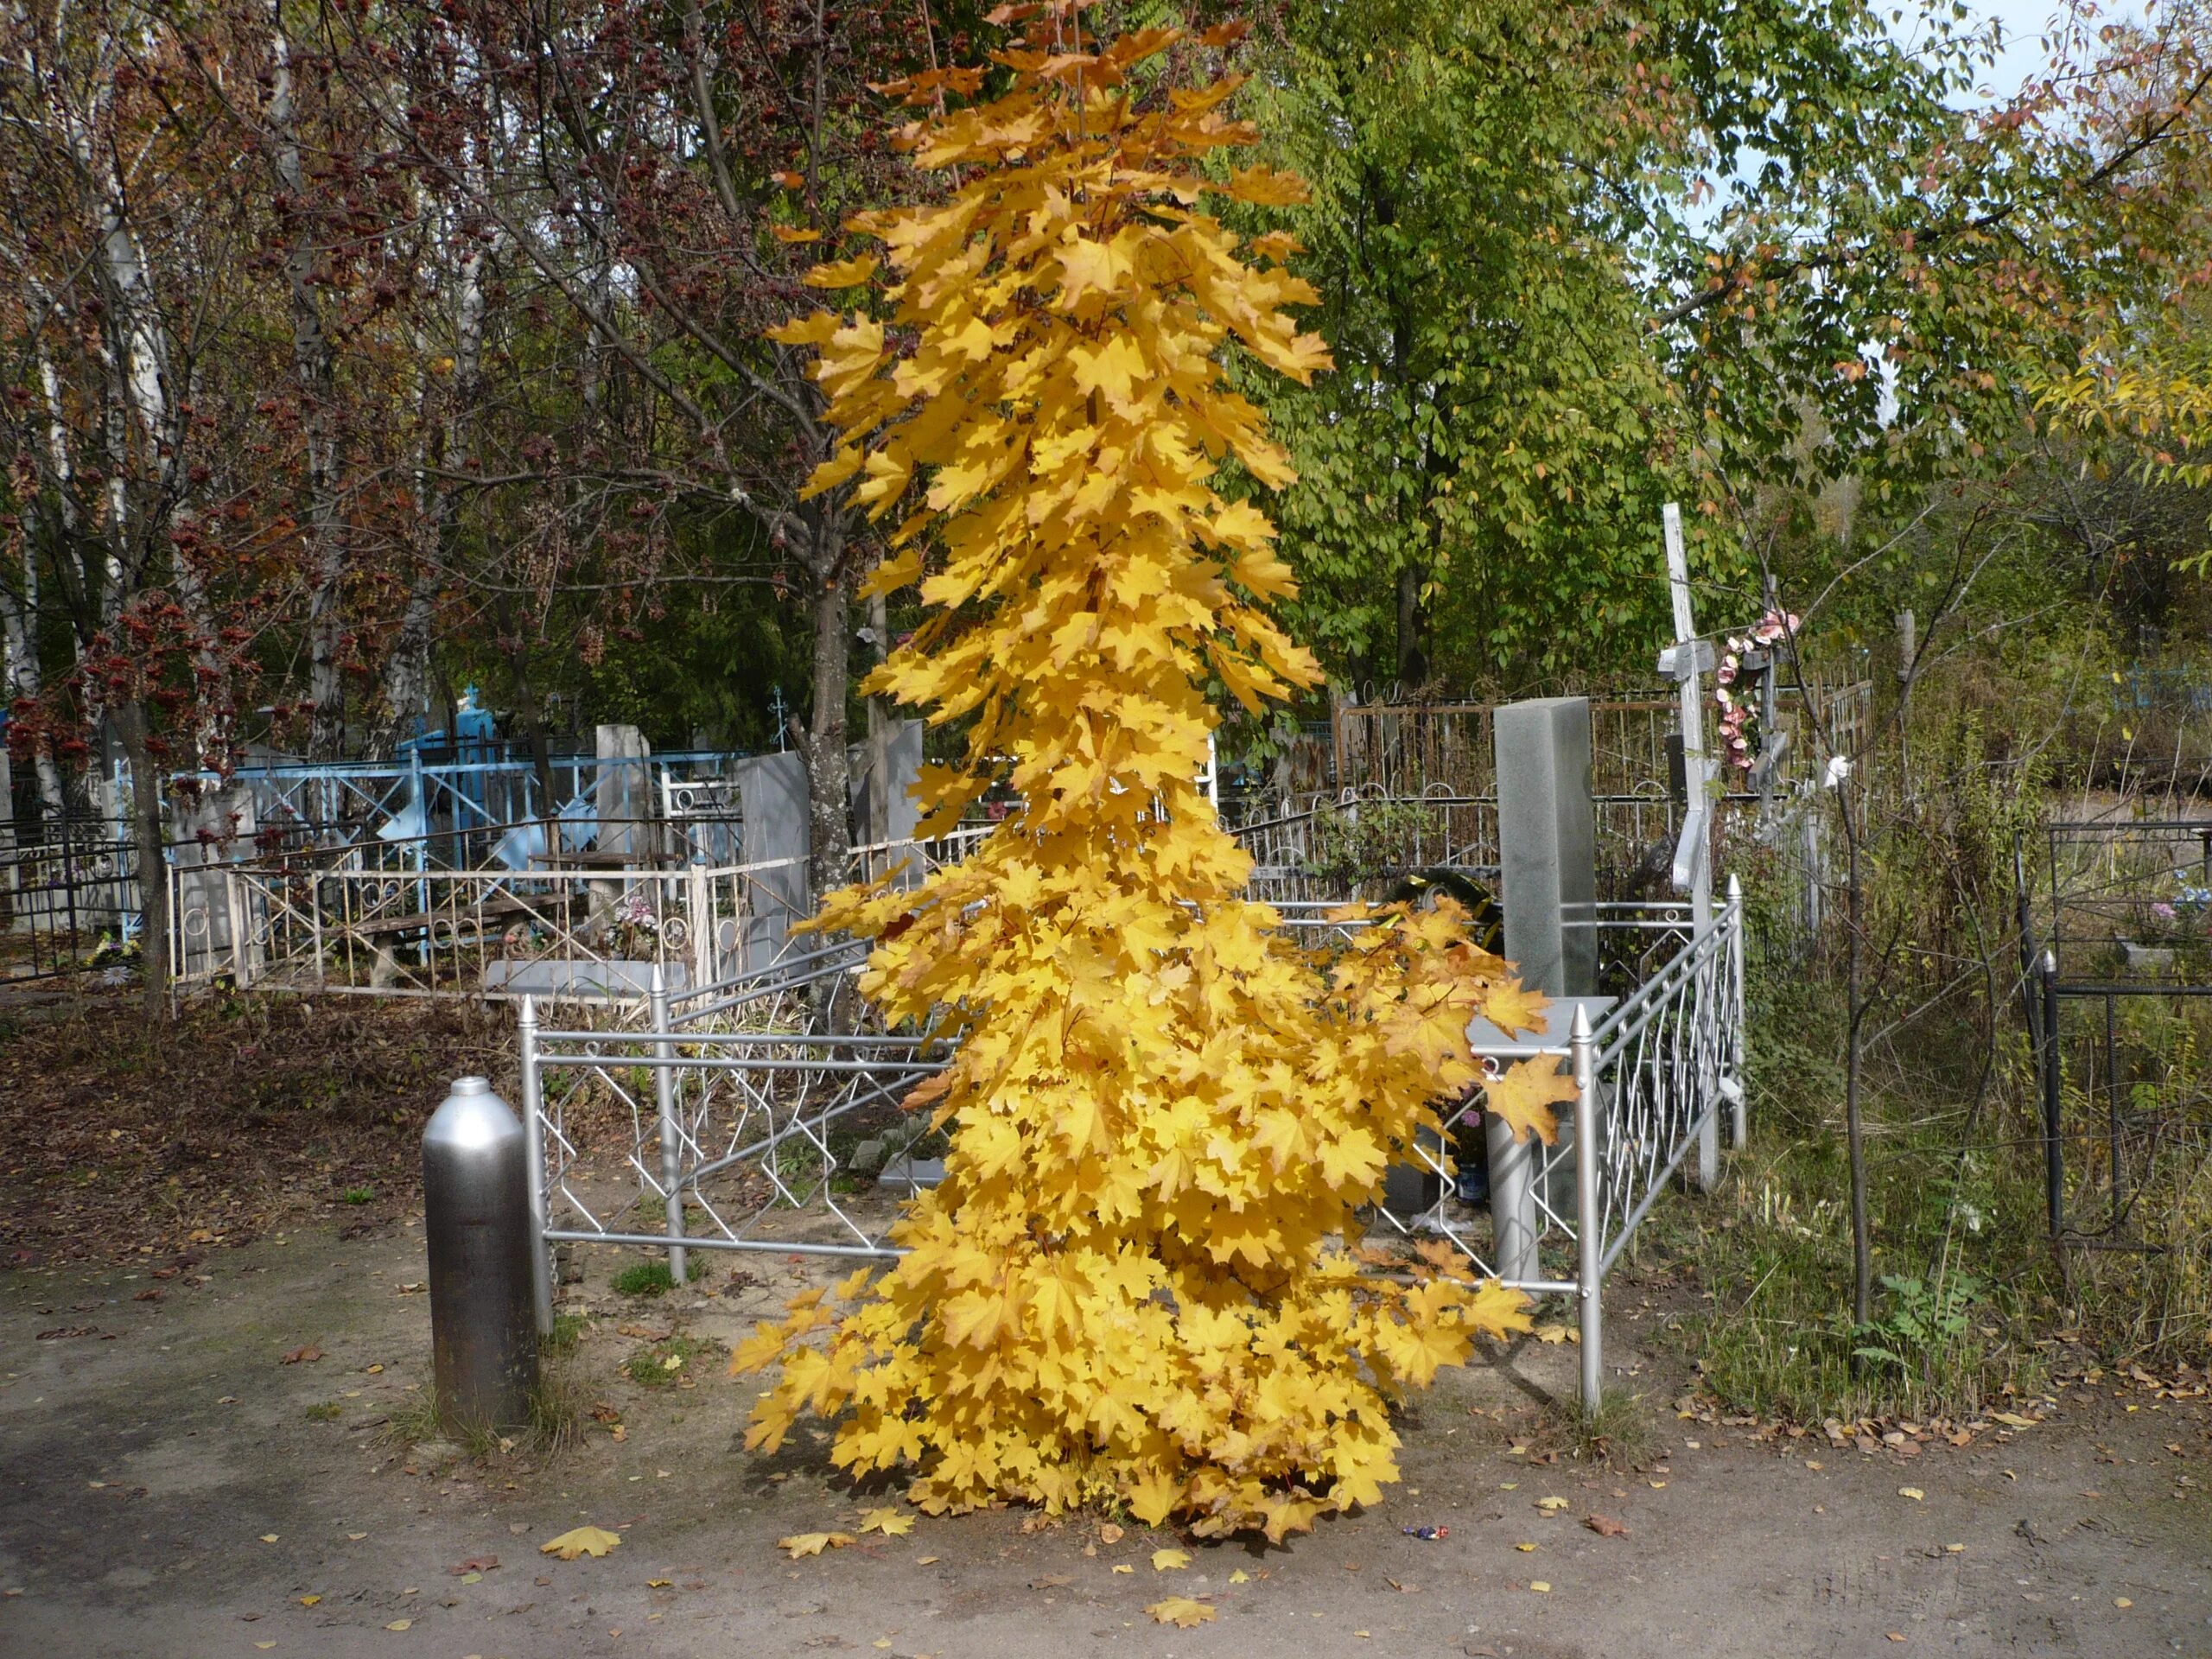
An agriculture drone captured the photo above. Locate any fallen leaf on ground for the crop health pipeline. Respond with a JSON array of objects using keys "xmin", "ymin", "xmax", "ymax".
[
  {"xmin": 1531, "ymin": 1325, "xmax": 1578, "ymax": 1344},
  {"xmin": 858, "ymin": 1508, "xmax": 913, "ymax": 1536},
  {"xmin": 1529, "ymin": 1580, "xmax": 1551, "ymax": 1593},
  {"xmin": 1990, "ymin": 1411, "xmax": 2038, "ymax": 1429},
  {"xmin": 541, "ymin": 1526, "xmax": 621, "ymax": 1560},
  {"xmin": 1229, "ymin": 1568, "xmax": 1250, "ymax": 1584},
  {"xmin": 448, "ymin": 1557, "xmax": 499, "ymax": 1575},
  {"xmin": 1111, "ymin": 1564, "xmax": 1135, "ymax": 1574},
  {"xmin": 299, "ymin": 1594, "xmax": 321, "ymax": 1605},
  {"xmin": 1098, "ymin": 1522, "xmax": 1124, "ymax": 1544},
  {"xmin": 1145, "ymin": 1597, "xmax": 1216, "ymax": 1628},
  {"xmin": 1152, "ymin": 1548, "xmax": 1190, "ymax": 1571},
  {"xmin": 1516, "ymin": 1543, "xmax": 1538, "ymax": 1552},
  {"xmin": 917, "ymin": 1556, "xmax": 940, "ymax": 1566},
  {"xmin": 1535, "ymin": 1497, "xmax": 1569, "ymax": 1512},
  {"xmin": 647, "ymin": 1579, "xmax": 671, "ymax": 1588},
  {"xmin": 1897, "ymin": 1487, "xmax": 1924, "ymax": 1502},
  {"xmin": 281, "ymin": 1344, "xmax": 322, "ymax": 1364},
  {"xmin": 259, "ymin": 1534, "xmax": 279, "ymax": 1544},
  {"xmin": 777, "ymin": 1532, "xmax": 855, "ymax": 1559},
  {"xmin": 1585, "ymin": 1514, "xmax": 1628, "ymax": 1537},
  {"xmin": 385, "ymin": 1619, "xmax": 411, "ymax": 1630},
  {"xmin": 2116, "ymin": 1597, "xmax": 2133, "ymax": 1609}
]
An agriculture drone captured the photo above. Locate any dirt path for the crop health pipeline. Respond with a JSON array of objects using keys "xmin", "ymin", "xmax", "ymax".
[{"xmin": 4, "ymin": 1220, "xmax": 2209, "ymax": 1659}]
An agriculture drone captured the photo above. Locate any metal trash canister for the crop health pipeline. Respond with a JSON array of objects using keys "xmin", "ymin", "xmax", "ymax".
[{"xmin": 423, "ymin": 1076, "xmax": 540, "ymax": 1431}]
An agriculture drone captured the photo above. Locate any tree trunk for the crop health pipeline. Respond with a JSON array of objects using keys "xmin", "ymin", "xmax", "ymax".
[
  {"xmin": 1395, "ymin": 563, "xmax": 1427, "ymax": 690},
  {"xmin": 0, "ymin": 539, "xmax": 65, "ymax": 825},
  {"xmin": 800, "ymin": 561, "xmax": 851, "ymax": 901},
  {"xmin": 270, "ymin": 16, "xmax": 348, "ymax": 758},
  {"xmin": 863, "ymin": 584, "xmax": 893, "ymax": 845},
  {"xmin": 111, "ymin": 698, "xmax": 168, "ymax": 1019},
  {"xmin": 493, "ymin": 591, "xmax": 559, "ymax": 822}
]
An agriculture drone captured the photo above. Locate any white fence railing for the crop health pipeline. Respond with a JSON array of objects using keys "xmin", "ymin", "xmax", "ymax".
[
  {"xmin": 166, "ymin": 825, "xmax": 994, "ymax": 1000},
  {"xmin": 515, "ymin": 884, "xmax": 1747, "ymax": 1410}
]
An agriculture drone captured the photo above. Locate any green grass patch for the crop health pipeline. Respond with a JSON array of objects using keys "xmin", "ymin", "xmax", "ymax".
[
  {"xmin": 303, "ymin": 1401, "xmax": 341, "ymax": 1423},
  {"xmin": 611, "ymin": 1255, "xmax": 706, "ymax": 1297},
  {"xmin": 623, "ymin": 1333, "xmax": 721, "ymax": 1389},
  {"xmin": 340, "ymin": 1186, "xmax": 376, "ymax": 1205},
  {"xmin": 1657, "ymin": 970, "xmax": 2054, "ymax": 1423},
  {"xmin": 542, "ymin": 1313, "xmax": 588, "ymax": 1356}
]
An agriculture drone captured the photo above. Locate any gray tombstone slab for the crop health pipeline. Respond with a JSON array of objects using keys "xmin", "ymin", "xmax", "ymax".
[
  {"xmin": 594, "ymin": 725, "xmax": 652, "ymax": 859},
  {"xmin": 736, "ymin": 749, "xmax": 810, "ymax": 969},
  {"xmin": 171, "ymin": 783, "xmax": 260, "ymax": 980},
  {"xmin": 1495, "ymin": 696, "xmax": 1597, "ymax": 997},
  {"xmin": 848, "ymin": 720, "xmax": 927, "ymax": 889},
  {"xmin": 1487, "ymin": 696, "xmax": 1599, "ymax": 1279}
]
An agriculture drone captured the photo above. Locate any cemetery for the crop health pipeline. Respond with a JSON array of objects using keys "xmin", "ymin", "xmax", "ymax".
[{"xmin": 8, "ymin": 4, "xmax": 2212, "ymax": 1658}]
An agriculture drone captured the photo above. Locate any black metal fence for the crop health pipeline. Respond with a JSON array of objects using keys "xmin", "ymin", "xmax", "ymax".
[{"xmin": 2024, "ymin": 818, "xmax": 2212, "ymax": 1248}]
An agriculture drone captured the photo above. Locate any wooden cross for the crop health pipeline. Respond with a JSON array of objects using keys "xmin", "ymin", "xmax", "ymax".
[{"xmin": 1656, "ymin": 503, "xmax": 1713, "ymax": 933}]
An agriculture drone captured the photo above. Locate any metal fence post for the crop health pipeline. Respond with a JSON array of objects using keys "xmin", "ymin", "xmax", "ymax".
[
  {"xmin": 687, "ymin": 863, "xmax": 712, "ymax": 989},
  {"xmin": 1571, "ymin": 1002, "xmax": 1601, "ymax": 1412},
  {"xmin": 516, "ymin": 997, "xmax": 555, "ymax": 1336},
  {"xmin": 2039, "ymin": 949, "xmax": 2065, "ymax": 1236},
  {"xmin": 651, "ymin": 965, "xmax": 688, "ymax": 1285},
  {"xmin": 226, "ymin": 870, "xmax": 251, "ymax": 988},
  {"xmin": 1727, "ymin": 874, "xmax": 1747, "ymax": 1150}
]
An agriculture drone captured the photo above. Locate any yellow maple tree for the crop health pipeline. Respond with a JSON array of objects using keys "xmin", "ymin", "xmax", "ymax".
[{"xmin": 733, "ymin": 14, "xmax": 1559, "ymax": 1540}]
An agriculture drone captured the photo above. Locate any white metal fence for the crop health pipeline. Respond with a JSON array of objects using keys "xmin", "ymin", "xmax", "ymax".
[{"xmin": 166, "ymin": 825, "xmax": 993, "ymax": 999}]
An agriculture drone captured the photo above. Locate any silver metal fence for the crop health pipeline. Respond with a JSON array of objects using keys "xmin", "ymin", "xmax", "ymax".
[
  {"xmin": 517, "ymin": 944, "xmax": 949, "ymax": 1323},
  {"xmin": 515, "ymin": 881, "xmax": 1746, "ymax": 1410}
]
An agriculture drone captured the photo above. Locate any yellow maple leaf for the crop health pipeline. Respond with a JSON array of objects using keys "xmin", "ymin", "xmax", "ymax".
[
  {"xmin": 802, "ymin": 254, "xmax": 879, "ymax": 289},
  {"xmin": 1146, "ymin": 1597, "xmax": 1217, "ymax": 1628},
  {"xmin": 1487, "ymin": 1057, "xmax": 1578, "ymax": 1146},
  {"xmin": 777, "ymin": 1531, "xmax": 857, "ymax": 1559},
  {"xmin": 539, "ymin": 1526, "xmax": 620, "ymax": 1560},
  {"xmin": 857, "ymin": 1508, "xmax": 914, "ymax": 1536},
  {"xmin": 1481, "ymin": 977, "xmax": 1551, "ymax": 1037},
  {"xmin": 1152, "ymin": 1547, "xmax": 1191, "ymax": 1572}
]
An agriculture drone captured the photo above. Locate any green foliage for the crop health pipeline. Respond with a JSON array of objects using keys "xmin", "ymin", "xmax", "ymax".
[
  {"xmin": 623, "ymin": 1333, "xmax": 719, "ymax": 1390},
  {"xmin": 303, "ymin": 1401, "xmax": 342, "ymax": 1423},
  {"xmin": 1853, "ymin": 1272, "xmax": 1984, "ymax": 1373},
  {"xmin": 1243, "ymin": 0, "xmax": 1721, "ymax": 684},
  {"xmin": 611, "ymin": 1255, "xmax": 705, "ymax": 1298},
  {"xmin": 340, "ymin": 1186, "xmax": 375, "ymax": 1205},
  {"xmin": 1306, "ymin": 798, "xmax": 1444, "ymax": 894},
  {"xmin": 542, "ymin": 1313, "xmax": 588, "ymax": 1357}
]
